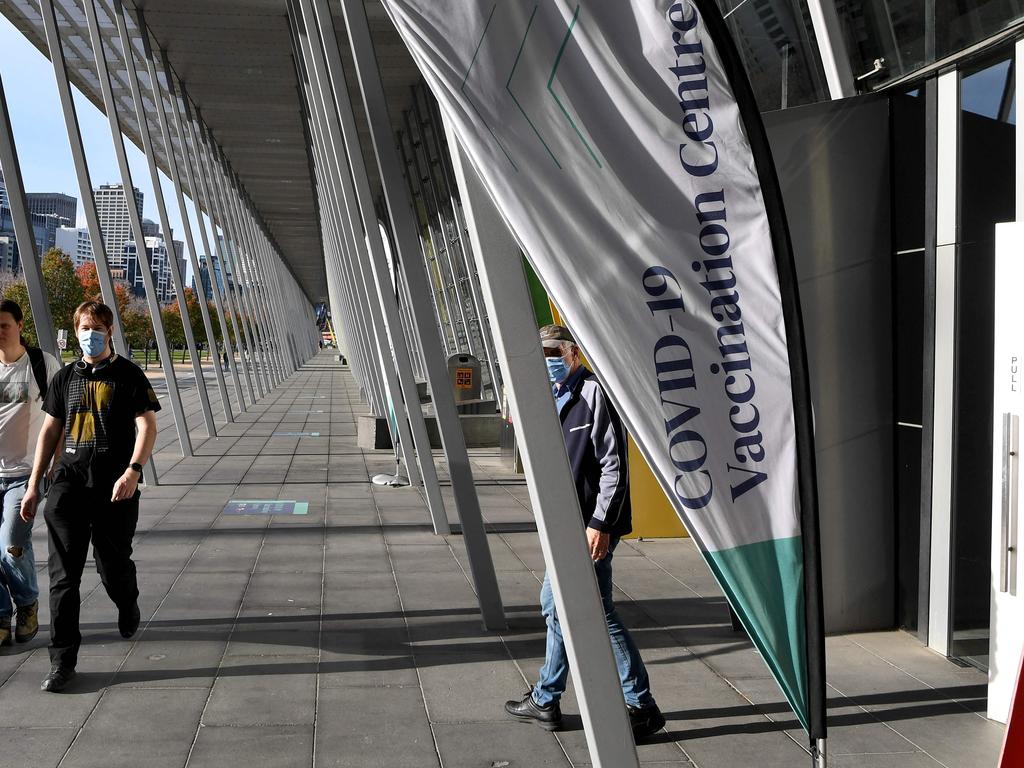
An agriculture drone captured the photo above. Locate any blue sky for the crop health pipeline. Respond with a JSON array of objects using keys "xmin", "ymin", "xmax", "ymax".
[{"xmin": 0, "ymin": 13, "xmax": 206, "ymax": 283}]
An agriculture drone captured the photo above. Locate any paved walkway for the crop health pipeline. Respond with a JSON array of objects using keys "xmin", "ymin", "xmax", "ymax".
[{"xmin": 1, "ymin": 352, "xmax": 1006, "ymax": 767}]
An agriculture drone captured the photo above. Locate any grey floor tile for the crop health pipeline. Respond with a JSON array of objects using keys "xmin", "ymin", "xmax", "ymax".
[
  {"xmin": 59, "ymin": 688, "xmax": 208, "ymax": 768},
  {"xmin": 432, "ymin": 722, "xmax": 571, "ymax": 767},
  {"xmin": 314, "ymin": 686, "xmax": 436, "ymax": 768},
  {"xmin": 203, "ymin": 671, "xmax": 316, "ymax": 726},
  {"xmin": 189, "ymin": 725, "xmax": 313, "ymax": 768},
  {"xmin": 0, "ymin": 726, "xmax": 78, "ymax": 767}
]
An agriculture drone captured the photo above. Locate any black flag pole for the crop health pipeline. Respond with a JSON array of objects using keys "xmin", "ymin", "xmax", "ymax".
[{"xmin": 695, "ymin": 0, "xmax": 828, "ymax": 763}]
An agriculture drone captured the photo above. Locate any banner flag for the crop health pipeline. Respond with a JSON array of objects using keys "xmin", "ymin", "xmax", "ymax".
[{"xmin": 379, "ymin": 0, "xmax": 826, "ymax": 739}]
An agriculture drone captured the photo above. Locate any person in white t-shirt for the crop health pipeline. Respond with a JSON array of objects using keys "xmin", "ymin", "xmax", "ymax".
[{"xmin": 0, "ymin": 300, "xmax": 60, "ymax": 647}]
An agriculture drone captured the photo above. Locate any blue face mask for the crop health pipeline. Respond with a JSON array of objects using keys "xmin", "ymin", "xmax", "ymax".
[
  {"xmin": 78, "ymin": 329, "xmax": 107, "ymax": 358},
  {"xmin": 545, "ymin": 357, "xmax": 569, "ymax": 384}
]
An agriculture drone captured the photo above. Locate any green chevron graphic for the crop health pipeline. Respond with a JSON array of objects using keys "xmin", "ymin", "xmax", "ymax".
[
  {"xmin": 548, "ymin": 5, "xmax": 602, "ymax": 168},
  {"xmin": 461, "ymin": 3, "xmax": 518, "ymax": 171},
  {"xmin": 507, "ymin": 5, "xmax": 561, "ymax": 168},
  {"xmin": 462, "ymin": 3, "xmax": 601, "ymax": 171}
]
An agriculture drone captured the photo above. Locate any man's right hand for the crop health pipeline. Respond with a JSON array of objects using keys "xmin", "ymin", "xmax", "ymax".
[{"xmin": 20, "ymin": 485, "xmax": 39, "ymax": 522}]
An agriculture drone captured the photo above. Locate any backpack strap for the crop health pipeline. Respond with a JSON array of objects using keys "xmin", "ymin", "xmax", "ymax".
[{"xmin": 26, "ymin": 347, "xmax": 48, "ymax": 400}]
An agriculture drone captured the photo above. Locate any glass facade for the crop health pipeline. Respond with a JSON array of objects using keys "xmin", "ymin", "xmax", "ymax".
[
  {"xmin": 714, "ymin": 0, "xmax": 830, "ymax": 111},
  {"xmin": 949, "ymin": 50, "xmax": 1016, "ymax": 670},
  {"xmin": 835, "ymin": 0, "xmax": 1024, "ymax": 88}
]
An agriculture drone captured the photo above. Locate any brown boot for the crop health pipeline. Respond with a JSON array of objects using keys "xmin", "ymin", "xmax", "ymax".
[
  {"xmin": 15, "ymin": 601, "xmax": 38, "ymax": 643},
  {"xmin": 0, "ymin": 624, "xmax": 10, "ymax": 647}
]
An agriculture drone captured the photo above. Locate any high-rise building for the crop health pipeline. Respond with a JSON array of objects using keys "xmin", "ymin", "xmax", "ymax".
[
  {"xmin": 141, "ymin": 217, "xmax": 160, "ymax": 238},
  {"xmin": 94, "ymin": 183, "xmax": 143, "ymax": 278},
  {"xmin": 192, "ymin": 258, "xmax": 219, "ymax": 301},
  {"xmin": 26, "ymin": 192, "xmax": 76, "ymax": 227},
  {"xmin": 0, "ymin": 204, "xmax": 57, "ymax": 271},
  {"xmin": 0, "ymin": 236, "xmax": 13, "ymax": 272},
  {"xmin": 125, "ymin": 236, "xmax": 177, "ymax": 304},
  {"xmin": 55, "ymin": 226, "xmax": 94, "ymax": 267},
  {"xmin": 172, "ymin": 239, "xmax": 185, "ymax": 286},
  {"xmin": 0, "ymin": 170, "xmax": 7, "ymax": 209}
]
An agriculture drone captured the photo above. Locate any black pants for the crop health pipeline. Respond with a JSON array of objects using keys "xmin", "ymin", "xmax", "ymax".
[{"xmin": 44, "ymin": 482, "xmax": 139, "ymax": 669}]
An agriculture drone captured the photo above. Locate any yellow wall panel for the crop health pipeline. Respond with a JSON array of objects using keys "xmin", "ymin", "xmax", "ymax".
[{"xmin": 548, "ymin": 300, "xmax": 686, "ymax": 538}]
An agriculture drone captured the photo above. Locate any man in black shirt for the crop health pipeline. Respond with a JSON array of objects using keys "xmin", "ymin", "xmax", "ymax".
[{"xmin": 21, "ymin": 301, "xmax": 160, "ymax": 692}]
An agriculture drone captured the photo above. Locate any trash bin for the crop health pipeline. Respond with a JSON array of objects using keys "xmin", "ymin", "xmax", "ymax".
[{"xmin": 447, "ymin": 353, "xmax": 482, "ymax": 403}]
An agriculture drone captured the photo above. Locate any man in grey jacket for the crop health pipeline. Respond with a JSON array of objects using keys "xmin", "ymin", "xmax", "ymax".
[{"xmin": 505, "ymin": 324, "xmax": 664, "ymax": 740}]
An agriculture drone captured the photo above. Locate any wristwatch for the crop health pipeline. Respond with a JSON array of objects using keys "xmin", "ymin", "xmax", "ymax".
[{"xmin": 129, "ymin": 462, "xmax": 143, "ymax": 475}]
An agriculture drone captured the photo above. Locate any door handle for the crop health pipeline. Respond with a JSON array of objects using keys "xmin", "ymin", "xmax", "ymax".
[{"xmin": 1001, "ymin": 412, "xmax": 1019, "ymax": 595}]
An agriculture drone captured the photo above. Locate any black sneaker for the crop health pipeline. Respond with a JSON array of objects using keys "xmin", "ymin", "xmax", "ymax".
[
  {"xmin": 504, "ymin": 692, "xmax": 563, "ymax": 731},
  {"xmin": 628, "ymin": 702, "xmax": 666, "ymax": 741},
  {"xmin": 40, "ymin": 666, "xmax": 76, "ymax": 693},
  {"xmin": 118, "ymin": 602, "xmax": 140, "ymax": 639}
]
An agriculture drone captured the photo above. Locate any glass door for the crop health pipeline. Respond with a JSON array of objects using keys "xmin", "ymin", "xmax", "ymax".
[{"xmin": 949, "ymin": 47, "xmax": 1017, "ymax": 670}]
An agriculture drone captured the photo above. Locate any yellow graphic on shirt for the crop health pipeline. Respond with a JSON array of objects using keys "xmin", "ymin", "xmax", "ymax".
[{"xmin": 68, "ymin": 381, "xmax": 114, "ymax": 445}]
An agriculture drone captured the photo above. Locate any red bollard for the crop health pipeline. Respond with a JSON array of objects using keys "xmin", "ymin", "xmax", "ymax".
[{"xmin": 1000, "ymin": 646, "xmax": 1024, "ymax": 767}]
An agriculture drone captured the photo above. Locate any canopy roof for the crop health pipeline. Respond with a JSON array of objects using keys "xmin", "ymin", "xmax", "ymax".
[{"xmin": 1, "ymin": 0, "xmax": 421, "ymax": 303}]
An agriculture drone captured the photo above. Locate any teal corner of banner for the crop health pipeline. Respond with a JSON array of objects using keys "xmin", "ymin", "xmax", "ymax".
[{"xmin": 705, "ymin": 536, "xmax": 810, "ymax": 732}]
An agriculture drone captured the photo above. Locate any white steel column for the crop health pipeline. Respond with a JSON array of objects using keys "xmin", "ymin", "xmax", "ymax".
[
  {"xmin": 251, "ymin": 220, "xmax": 298, "ymax": 376},
  {"xmin": 185, "ymin": 100, "xmax": 257, "ymax": 405},
  {"xmin": 928, "ymin": 70, "xmax": 959, "ymax": 656},
  {"xmin": 341, "ymin": 0, "xmax": 504, "ymax": 629},
  {"xmin": 83, "ymin": 0, "xmax": 192, "ymax": 457},
  {"xmin": 115, "ymin": 1, "xmax": 216, "ymax": 438},
  {"xmin": 145, "ymin": 33, "xmax": 233, "ymax": 424},
  {"xmin": 169, "ymin": 75, "xmax": 247, "ymax": 414},
  {"xmin": 230, "ymin": 186, "xmax": 287, "ymax": 385},
  {"xmin": 806, "ymin": 0, "xmax": 856, "ymax": 99},
  {"xmin": 38, "ymin": 0, "xmax": 128, "ymax": 355},
  {"xmin": 447, "ymin": 128, "xmax": 639, "ymax": 768},
  {"xmin": 0, "ymin": 73, "xmax": 58, "ymax": 358},
  {"xmin": 249, "ymin": 222, "xmax": 294, "ymax": 378},
  {"xmin": 198, "ymin": 122, "xmax": 268, "ymax": 401},
  {"xmin": 210, "ymin": 149, "xmax": 275, "ymax": 393},
  {"xmin": 422, "ymin": 93, "xmax": 502, "ymax": 399},
  {"xmin": 301, "ymin": 0, "xmax": 447, "ymax": 524}
]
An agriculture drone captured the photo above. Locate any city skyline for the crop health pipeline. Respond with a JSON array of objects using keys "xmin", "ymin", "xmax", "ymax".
[{"xmin": 0, "ymin": 13, "xmax": 223, "ymax": 289}]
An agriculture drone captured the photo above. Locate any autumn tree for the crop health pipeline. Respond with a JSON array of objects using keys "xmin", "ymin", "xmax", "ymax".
[
  {"xmin": 161, "ymin": 303, "xmax": 186, "ymax": 350},
  {"xmin": 122, "ymin": 294, "xmax": 152, "ymax": 355},
  {"xmin": 2, "ymin": 280, "xmax": 34, "ymax": 345},
  {"xmin": 76, "ymin": 261, "xmax": 101, "ymax": 303},
  {"xmin": 77, "ymin": 263, "xmax": 133, "ymax": 318},
  {"xmin": 42, "ymin": 249, "xmax": 84, "ymax": 337}
]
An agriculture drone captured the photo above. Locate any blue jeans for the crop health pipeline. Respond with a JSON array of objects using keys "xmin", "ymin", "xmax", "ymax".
[
  {"xmin": 0, "ymin": 475, "xmax": 38, "ymax": 618},
  {"xmin": 532, "ymin": 541, "xmax": 654, "ymax": 708}
]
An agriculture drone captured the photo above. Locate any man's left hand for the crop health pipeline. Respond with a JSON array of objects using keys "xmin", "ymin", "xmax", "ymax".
[
  {"xmin": 111, "ymin": 470, "xmax": 139, "ymax": 502},
  {"xmin": 586, "ymin": 527, "xmax": 610, "ymax": 561}
]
